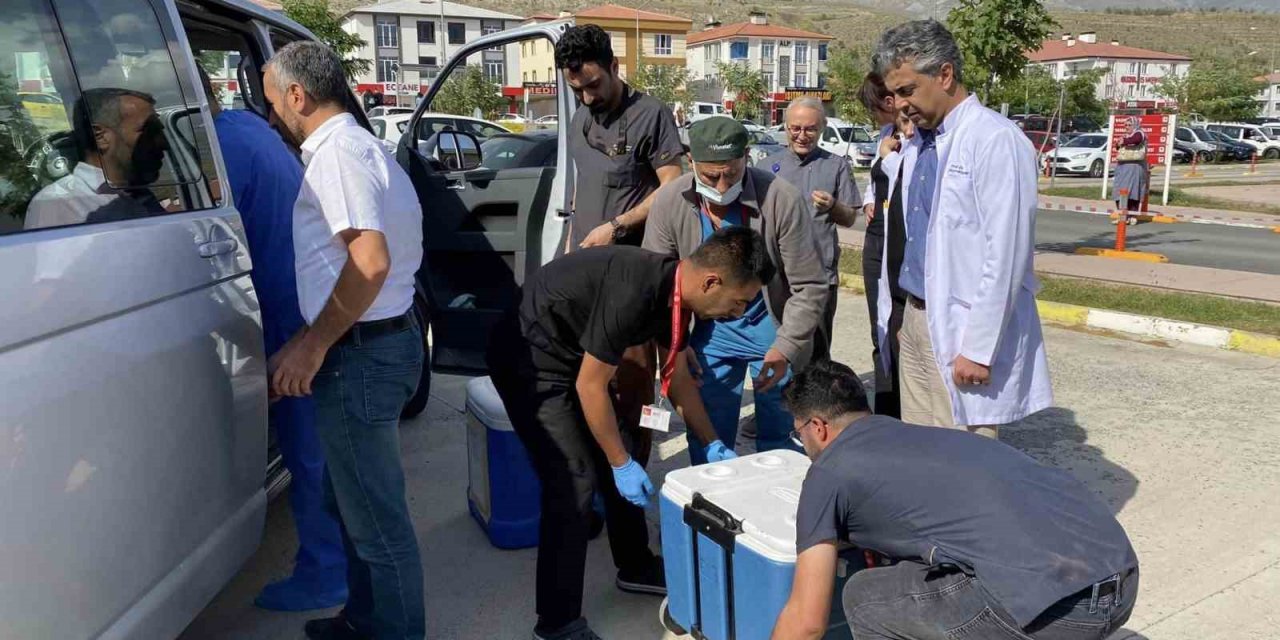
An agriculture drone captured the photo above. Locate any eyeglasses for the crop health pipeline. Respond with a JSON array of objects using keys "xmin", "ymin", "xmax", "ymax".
[
  {"xmin": 786, "ymin": 125, "xmax": 820, "ymax": 136},
  {"xmin": 789, "ymin": 418, "xmax": 818, "ymax": 443}
]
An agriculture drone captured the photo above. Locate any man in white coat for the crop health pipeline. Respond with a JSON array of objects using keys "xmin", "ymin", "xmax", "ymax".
[{"xmin": 871, "ymin": 20, "xmax": 1052, "ymax": 437}]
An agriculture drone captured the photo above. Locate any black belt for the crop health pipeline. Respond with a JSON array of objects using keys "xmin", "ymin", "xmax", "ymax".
[
  {"xmin": 1065, "ymin": 569, "xmax": 1135, "ymax": 612},
  {"xmin": 907, "ymin": 294, "xmax": 926, "ymax": 311},
  {"xmin": 335, "ymin": 313, "xmax": 413, "ymax": 347}
]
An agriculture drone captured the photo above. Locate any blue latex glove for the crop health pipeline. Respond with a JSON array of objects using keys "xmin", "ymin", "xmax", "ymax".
[
  {"xmin": 705, "ymin": 440, "xmax": 738, "ymax": 463},
  {"xmin": 612, "ymin": 458, "xmax": 655, "ymax": 507}
]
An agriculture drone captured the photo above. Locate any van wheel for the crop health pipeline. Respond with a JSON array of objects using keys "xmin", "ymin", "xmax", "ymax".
[
  {"xmin": 1265, "ymin": 148, "xmax": 1280, "ymax": 160},
  {"xmin": 401, "ymin": 290, "xmax": 431, "ymax": 420},
  {"xmin": 659, "ymin": 598, "xmax": 688, "ymax": 636},
  {"xmin": 1089, "ymin": 160, "xmax": 1104, "ymax": 178}
]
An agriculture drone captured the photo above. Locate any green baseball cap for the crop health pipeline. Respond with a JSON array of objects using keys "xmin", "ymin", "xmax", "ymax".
[{"xmin": 688, "ymin": 116, "xmax": 749, "ymax": 162}]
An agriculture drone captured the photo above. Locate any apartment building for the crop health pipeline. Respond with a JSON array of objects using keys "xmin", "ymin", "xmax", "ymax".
[
  {"xmin": 1255, "ymin": 72, "xmax": 1280, "ymax": 120},
  {"xmin": 342, "ymin": 0, "xmax": 523, "ymax": 104},
  {"xmin": 1027, "ymin": 32, "xmax": 1191, "ymax": 110}
]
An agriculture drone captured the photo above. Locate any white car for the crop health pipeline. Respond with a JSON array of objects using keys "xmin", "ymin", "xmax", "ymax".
[
  {"xmin": 817, "ymin": 118, "xmax": 875, "ymax": 162},
  {"xmin": 367, "ymin": 106, "xmax": 413, "ymax": 118},
  {"xmin": 1207, "ymin": 122, "xmax": 1280, "ymax": 159},
  {"xmin": 739, "ymin": 119, "xmax": 766, "ymax": 133},
  {"xmin": 1043, "ymin": 133, "xmax": 1111, "ymax": 178},
  {"xmin": 534, "ymin": 114, "xmax": 559, "ymax": 126},
  {"xmin": 370, "ymin": 112, "xmax": 511, "ymax": 153},
  {"xmin": 687, "ymin": 101, "xmax": 727, "ymax": 125},
  {"xmin": 496, "ymin": 113, "xmax": 530, "ymax": 124}
]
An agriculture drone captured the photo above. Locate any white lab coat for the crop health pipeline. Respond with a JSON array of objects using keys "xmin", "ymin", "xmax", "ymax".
[{"xmin": 876, "ymin": 95, "xmax": 1053, "ymax": 426}]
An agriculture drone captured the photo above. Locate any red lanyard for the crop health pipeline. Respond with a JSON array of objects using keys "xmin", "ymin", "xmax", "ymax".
[{"xmin": 659, "ymin": 262, "xmax": 689, "ymax": 401}]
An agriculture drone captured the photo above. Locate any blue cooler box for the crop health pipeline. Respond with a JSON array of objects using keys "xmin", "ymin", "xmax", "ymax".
[
  {"xmin": 660, "ymin": 450, "xmax": 869, "ymax": 640},
  {"xmin": 465, "ymin": 376, "xmax": 540, "ymax": 549}
]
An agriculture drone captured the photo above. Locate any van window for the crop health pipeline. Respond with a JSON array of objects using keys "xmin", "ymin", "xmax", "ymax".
[{"xmin": 0, "ymin": 0, "xmax": 217, "ymax": 235}]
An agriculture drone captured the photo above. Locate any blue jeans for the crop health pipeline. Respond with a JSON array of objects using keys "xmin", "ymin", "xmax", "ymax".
[
  {"xmin": 313, "ymin": 320, "xmax": 425, "ymax": 640},
  {"xmin": 685, "ymin": 349, "xmax": 801, "ymax": 466},
  {"xmin": 843, "ymin": 562, "xmax": 1138, "ymax": 640}
]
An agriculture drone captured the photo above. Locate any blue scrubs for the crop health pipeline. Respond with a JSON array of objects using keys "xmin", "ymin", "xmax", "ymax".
[
  {"xmin": 214, "ymin": 110, "xmax": 346, "ymax": 587},
  {"xmin": 686, "ymin": 204, "xmax": 800, "ymax": 465}
]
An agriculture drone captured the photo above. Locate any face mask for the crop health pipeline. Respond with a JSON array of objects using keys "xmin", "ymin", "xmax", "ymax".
[{"xmin": 694, "ymin": 168, "xmax": 743, "ymax": 206}]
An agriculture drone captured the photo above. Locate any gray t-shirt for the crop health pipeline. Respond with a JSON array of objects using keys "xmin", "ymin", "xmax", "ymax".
[
  {"xmin": 763, "ymin": 147, "xmax": 860, "ymax": 284},
  {"xmin": 568, "ymin": 85, "xmax": 684, "ymax": 247},
  {"xmin": 796, "ymin": 415, "xmax": 1138, "ymax": 629}
]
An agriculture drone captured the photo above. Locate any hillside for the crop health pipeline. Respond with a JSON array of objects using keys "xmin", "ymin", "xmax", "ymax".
[{"xmin": 331, "ymin": 0, "xmax": 1280, "ymax": 67}]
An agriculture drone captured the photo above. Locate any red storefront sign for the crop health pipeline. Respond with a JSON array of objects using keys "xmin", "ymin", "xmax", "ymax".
[
  {"xmin": 1108, "ymin": 114, "xmax": 1172, "ymax": 166},
  {"xmin": 523, "ymin": 82, "xmax": 556, "ymax": 96}
]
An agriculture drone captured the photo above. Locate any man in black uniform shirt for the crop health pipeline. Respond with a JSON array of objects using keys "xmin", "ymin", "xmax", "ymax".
[
  {"xmin": 771, "ymin": 361, "xmax": 1139, "ymax": 640},
  {"xmin": 488, "ymin": 227, "xmax": 774, "ymax": 640}
]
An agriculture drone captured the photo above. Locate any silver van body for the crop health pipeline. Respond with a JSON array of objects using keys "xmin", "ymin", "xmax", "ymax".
[{"xmin": 0, "ymin": 0, "xmax": 317, "ymax": 637}]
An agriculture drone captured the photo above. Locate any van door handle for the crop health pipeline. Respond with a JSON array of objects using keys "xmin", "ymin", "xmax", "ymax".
[
  {"xmin": 445, "ymin": 177, "xmax": 465, "ymax": 191},
  {"xmin": 198, "ymin": 238, "xmax": 239, "ymax": 258}
]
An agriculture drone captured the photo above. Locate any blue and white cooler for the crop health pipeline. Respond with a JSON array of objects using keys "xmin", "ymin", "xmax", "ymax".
[
  {"xmin": 465, "ymin": 376, "xmax": 540, "ymax": 549},
  {"xmin": 659, "ymin": 450, "xmax": 871, "ymax": 639}
]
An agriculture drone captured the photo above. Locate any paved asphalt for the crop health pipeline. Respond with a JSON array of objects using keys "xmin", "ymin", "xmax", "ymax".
[
  {"xmin": 845, "ymin": 209, "xmax": 1279, "ymax": 276},
  {"xmin": 1034, "ymin": 209, "xmax": 1280, "ymax": 275}
]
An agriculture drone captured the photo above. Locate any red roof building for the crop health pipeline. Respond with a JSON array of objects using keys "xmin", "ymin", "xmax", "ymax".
[
  {"xmin": 1027, "ymin": 33, "xmax": 1192, "ymax": 109},
  {"xmin": 685, "ymin": 11, "xmax": 833, "ymax": 100}
]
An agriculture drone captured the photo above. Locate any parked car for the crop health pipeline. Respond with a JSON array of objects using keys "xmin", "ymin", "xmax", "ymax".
[
  {"xmin": 1024, "ymin": 130, "xmax": 1059, "ymax": 158},
  {"xmin": 371, "ymin": 112, "xmax": 511, "ymax": 153},
  {"xmin": 0, "ymin": 0, "xmax": 374, "ymax": 637},
  {"xmin": 534, "ymin": 114, "xmax": 559, "ymax": 126},
  {"xmin": 817, "ymin": 118, "xmax": 875, "ymax": 162},
  {"xmin": 1043, "ymin": 133, "xmax": 1110, "ymax": 177},
  {"xmin": 746, "ymin": 129, "xmax": 785, "ymax": 166},
  {"xmin": 739, "ymin": 119, "xmax": 766, "ymax": 133},
  {"xmin": 480, "ymin": 130, "xmax": 558, "ymax": 169},
  {"xmin": 1203, "ymin": 128, "xmax": 1255, "ymax": 161},
  {"xmin": 1174, "ymin": 126, "xmax": 1220, "ymax": 162},
  {"xmin": 1259, "ymin": 122, "xmax": 1280, "ymax": 140},
  {"xmin": 1172, "ymin": 139, "xmax": 1195, "ymax": 163},
  {"xmin": 1017, "ymin": 114, "xmax": 1101, "ymax": 135},
  {"xmin": 367, "ymin": 105, "xmax": 414, "ymax": 118},
  {"xmin": 688, "ymin": 101, "xmax": 727, "ymax": 125},
  {"xmin": 1206, "ymin": 122, "xmax": 1280, "ymax": 159}
]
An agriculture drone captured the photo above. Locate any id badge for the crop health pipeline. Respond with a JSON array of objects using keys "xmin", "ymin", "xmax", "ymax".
[{"xmin": 639, "ymin": 404, "xmax": 672, "ymax": 432}]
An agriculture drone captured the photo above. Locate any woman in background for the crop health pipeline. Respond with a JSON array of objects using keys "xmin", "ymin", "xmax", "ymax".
[{"xmin": 1112, "ymin": 118, "xmax": 1148, "ymax": 225}]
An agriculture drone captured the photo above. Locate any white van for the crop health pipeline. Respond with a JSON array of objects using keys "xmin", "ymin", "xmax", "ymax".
[
  {"xmin": 817, "ymin": 117, "xmax": 876, "ymax": 161},
  {"xmin": 688, "ymin": 101, "xmax": 728, "ymax": 124},
  {"xmin": 1206, "ymin": 122, "xmax": 1280, "ymax": 159}
]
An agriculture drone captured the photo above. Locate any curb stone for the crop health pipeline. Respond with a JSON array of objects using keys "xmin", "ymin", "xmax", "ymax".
[{"xmin": 836, "ymin": 273, "xmax": 1280, "ymax": 359}]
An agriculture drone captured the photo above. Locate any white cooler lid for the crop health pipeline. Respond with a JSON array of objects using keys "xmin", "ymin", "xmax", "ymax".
[
  {"xmin": 465, "ymin": 376, "xmax": 514, "ymax": 432},
  {"xmin": 661, "ymin": 450, "xmax": 810, "ymax": 562}
]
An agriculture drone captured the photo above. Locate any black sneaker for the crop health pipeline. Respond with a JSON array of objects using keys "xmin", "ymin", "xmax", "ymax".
[
  {"xmin": 533, "ymin": 617, "xmax": 602, "ymax": 640},
  {"xmin": 304, "ymin": 615, "xmax": 371, "ymax": 640},
  {"xmin": 616, "ymin": 556, "xmax": 667, "ymax": 596}
]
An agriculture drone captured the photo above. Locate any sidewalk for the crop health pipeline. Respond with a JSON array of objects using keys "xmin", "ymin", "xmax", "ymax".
[
  {"xmin": 1038, "ymin": 195, "xmax": 1280, "ymax": 229},
  {"xmin": 836, "ymin": 228, "xmax": 1280, "ymax": 305}
]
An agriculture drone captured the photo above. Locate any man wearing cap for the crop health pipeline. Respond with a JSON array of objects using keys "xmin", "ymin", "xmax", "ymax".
[
  {"xmin": 762, "ymin": 97, "xmax": 861, "ymax": 362},
  {"xmin": 643, "ymin": 117, "xmax": 828, "ymax": 464}
]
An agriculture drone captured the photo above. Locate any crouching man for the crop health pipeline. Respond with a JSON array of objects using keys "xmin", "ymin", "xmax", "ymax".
[{"xmin": 771, "ymin": 361, "xmax": 1139, "ymax": 640}]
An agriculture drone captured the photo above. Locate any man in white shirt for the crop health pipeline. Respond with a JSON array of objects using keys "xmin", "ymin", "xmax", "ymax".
[
  {"xmin": 262, "ymin": 41, "xmax": 426, "ymax": 640},
  {"xmin": 25, "ymin": 87, "xmax": 168, "ymax": 230},
  {"xmin": 872, "ymin": 20, "xmax": 1051, "ymax": 436}
]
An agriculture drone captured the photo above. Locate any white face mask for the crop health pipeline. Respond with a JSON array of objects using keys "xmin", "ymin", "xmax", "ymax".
[{"xmin": 693, "ymin": 165, "xmax": 743, "ymax": 206}]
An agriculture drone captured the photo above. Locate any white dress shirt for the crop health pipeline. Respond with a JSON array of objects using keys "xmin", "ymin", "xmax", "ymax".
[
  {"xmin": 294, "ymin": 112, "xmax": 424, "ymax": 325},
  {"xmin": 25, "ymin": 163, "xmax": 118, "ymax": 230}
]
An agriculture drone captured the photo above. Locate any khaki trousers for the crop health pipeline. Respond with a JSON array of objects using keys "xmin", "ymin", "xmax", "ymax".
[{"xmin": 898, "ymin": 301, "xmax": 999, "ymax": 439}]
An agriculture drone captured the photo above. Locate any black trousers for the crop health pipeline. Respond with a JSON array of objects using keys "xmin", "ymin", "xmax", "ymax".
[
  {"xmin": 812, "ymin": 284, "xmax": 840, "ymax": 363},
  {"xmin": 488, "ymin": 361, "xmax": 655, "ymax": 629},
  {"xmin": 863, "ymin": 232, "xmax": 904, "ymax": 419}
]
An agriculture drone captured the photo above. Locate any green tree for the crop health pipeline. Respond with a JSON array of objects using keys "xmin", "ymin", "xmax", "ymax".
[
  {"xmin": 432, "ymin": 65, "xmax": 506, "ymax": 119},
  {"xmin": 946, "ymin": 0, "xmax": 1056, "ymax": 102},
  {"xmin": 715, "ymin": 62, "xmax": 766, "ymax": 120},
  {"xmin": 825, "ymin": 44, "xmax": 873, "ymax": 125},
  {"xmin": 988, "ymin": 65, "xmax": 1058, "ymax": 115},
  {"xmin": 1062, "ymin": 68, "xmax": 1106, "ymax": 123},
  {"xmin": 282, "ymin": 0, "xmax": 371, "ymax": 80},
  {"xmin": 629, "ymin": 63, "xmax": 691, "ymax": 114},
  {"xmin": 1157, "ymin": 57, "xmax": 1263, "ymax": 121},
  {"xmin": 0, "ymin": 72, "xmax": 44, "ymax": 222}
]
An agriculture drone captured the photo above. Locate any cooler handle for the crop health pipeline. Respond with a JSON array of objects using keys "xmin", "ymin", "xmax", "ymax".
[{"xmin": 683, "ymin": 492, "xmax": 743, "ymax": 551}]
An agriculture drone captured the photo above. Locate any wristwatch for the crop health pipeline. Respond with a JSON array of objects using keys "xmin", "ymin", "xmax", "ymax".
[{"xmin": 609, "ymin": 218, "xmax": 627, "ymax": 240}]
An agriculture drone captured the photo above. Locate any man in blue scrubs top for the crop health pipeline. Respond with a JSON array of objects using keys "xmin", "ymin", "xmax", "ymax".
[{"xmin": 200, "ymin": 68, "xmax": 347, "ymax": 611}]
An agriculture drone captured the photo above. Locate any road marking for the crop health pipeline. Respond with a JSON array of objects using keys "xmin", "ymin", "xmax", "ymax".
[
  {"xmin": 1073, "ymin": 247, "xmax": 1169, "ymax": 263},
  {"xmin": 1040, "ymin": 200, "xmax": 1277, "ymax": 230}
]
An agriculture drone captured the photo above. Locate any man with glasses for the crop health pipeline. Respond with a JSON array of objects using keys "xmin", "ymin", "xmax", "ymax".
[
  {"xmin": 771, "ymin": 360, "xmax": 1139, "ymax": 640},
  {"xmin": 762, "ymin": 97, "xmax": 861, "ymax": 362}
]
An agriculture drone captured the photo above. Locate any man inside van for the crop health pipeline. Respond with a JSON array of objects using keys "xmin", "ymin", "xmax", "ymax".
[
  {"xmin": 262, "ymin": 42, "xmax": 426, "ymax": 640},
  {"xmin": 25, "ymin": 87, "xmax": 169, "ymax": 230},
  {"xmin": 197, "ymin": 67, "xmax": 348, "ymax": 612},
  {"xmin": 769, "ymin": 360, "xmax": 1139, "ymax": 640}
]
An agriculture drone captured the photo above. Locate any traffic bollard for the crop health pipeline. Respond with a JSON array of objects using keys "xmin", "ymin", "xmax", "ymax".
[
  {"xmin": 1245, "ymin": 152, "xmax": 1258, "ymax": 176},
  {"xmin": 1115, "ymin": 188, "xmax": 1129, "ymax": 251}
]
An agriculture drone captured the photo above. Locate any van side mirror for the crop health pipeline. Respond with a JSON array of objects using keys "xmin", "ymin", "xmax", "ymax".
[{"xmin": 419, "ymin": 130, "xmax": 483, "ymax": 171}]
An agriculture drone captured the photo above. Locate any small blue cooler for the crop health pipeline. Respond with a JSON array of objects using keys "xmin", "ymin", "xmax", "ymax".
[
  {"xmin": 660, "ymin": 450, "xmax": 871, "ymax": 639},
  {"xmin": 465, "ymin": 376, "xmax": 540, "ymax": 549}
]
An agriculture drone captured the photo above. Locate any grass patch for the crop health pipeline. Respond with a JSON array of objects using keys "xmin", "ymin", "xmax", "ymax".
[
  {"xmin": 838, "ymin": 246, "xmax": 1280, "ymax": 335},
  {"xmin": 1040, "ymin": 184, "xmax": 1280, "ymax": 216}
]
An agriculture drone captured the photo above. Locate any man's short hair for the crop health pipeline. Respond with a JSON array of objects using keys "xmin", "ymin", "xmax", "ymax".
[
  {"xmin": 690, "ymin": 226, "xmax": 775, "ymax": 287},
  {"xmin": 872, "ymin": 19, "xmax": 964, "ymax": 85},
  {"xmin": 784, "ymin": 96, "xmax": 827, "ymax": 129},
  {"xmin": 265, "ymin": 40, "xmax": 349, "ymax": 107},
  {"xmin": 73, "ymin": 87, "xmax": 156, "ymax": 155},
  {"xmin": 783, "ymin": 360, "xmax": 870, "ymax": 421},
  {"xmin": 554, "ymin": 25, "xmax": 615, "ymax": 71}
]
